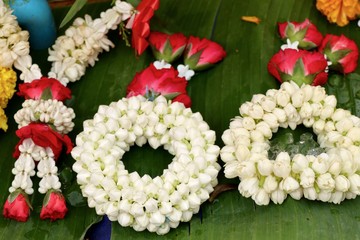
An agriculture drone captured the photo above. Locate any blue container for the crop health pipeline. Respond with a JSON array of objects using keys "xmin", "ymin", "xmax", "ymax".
[{"xmin": 9, "ymin": 0, "xmax": 56, "ymax": 50}]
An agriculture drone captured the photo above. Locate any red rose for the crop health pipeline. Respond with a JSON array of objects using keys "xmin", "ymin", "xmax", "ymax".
[
  {"xmin": 319, "ymin": 34, "xmax": 359, "ymax": 74},
  {"xmin": 40, "ymin": 191, "xmax": 68, "ymax": 221},
  {"xmin": 131, "ymin": 0, "xmax": 160, "ymax": 55},
  {"xmin": 18, "ymin": 77, "xmax": 71, "ymax": 101},
  {"xmin": 149, "ymin": 32, "xmax": 187, "ymax": 63},
  {"xmin": 184, "ymin": 36, "xmax": 226, "ymax": 71},
  {"xmin": 278, "ymin": 19, "xmax": 323, "ymax": 50},
  {"xmin": 267, "ymin": 49, "xmax": 328, "ymax": 86},
  {"xmin": 3, "ymin": 191, "xmax": 31, "ymax": 222},
  {"xmin": 126, "ymin": 63, "xmax": 191, "ymax": 107},
  {"xmin": 13, "ymin": 123, "xmax": 73, "ymax": 160}
]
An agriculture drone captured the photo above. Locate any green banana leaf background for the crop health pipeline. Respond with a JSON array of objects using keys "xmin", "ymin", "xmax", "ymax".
[{"xmin": 1, "ymin": 0, "xmax": 360, "ymax": 239}]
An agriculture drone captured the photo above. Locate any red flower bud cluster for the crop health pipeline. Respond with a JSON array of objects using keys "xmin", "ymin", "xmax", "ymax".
[
  {"xmin": 149, "ymin": 32, "xmax": 226, "ymax": 71},
  {"xmin": 268, "ymin": 19, "xmax": 358, "ymax": 86}
]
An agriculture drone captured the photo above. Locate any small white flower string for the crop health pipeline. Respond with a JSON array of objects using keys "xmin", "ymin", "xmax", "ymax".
[
  {"xmin": 71, "ymin": 95, "xmax": 221, "ymax": 235},
  {"xmin": 221, "ymin": 81, "xmax": 360, "ymax": 205}
]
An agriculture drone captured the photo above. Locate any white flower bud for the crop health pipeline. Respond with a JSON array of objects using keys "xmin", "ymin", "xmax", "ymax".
[
  {"xmin": 257, "ymin": 159, "xmax": 273, "ymax": 176},
  {"xmin": 335, "ymin": 117, "xmax": 353, "ymax": 134},
  {"xmin": 281, "ymin": 177, "xmax": 300, "ymax": 193},
  {"xmin": 299, "ymin": 102, "xmax": 313, "ymax": 119},
  {"xmin": 329, "ymin": 191, "xmax": 345, "ymax": 204},
  {"xmin": 291, "ymin": 90, "xmax": 305, "ymax": 108},
  {"xmin": 335, "ymin": 175, "xmax": 350, "ymax": 192},
  {"xmin": 291, "ymin": 154, "xmax": 309, "ymax": 173},
  {"xmin": 324, "ymin": 95, "xmax": 337, "ymax": 108},
  {"xmin": 303, "ymin": 187, "xmax": 317, "ymax": 200},
  {"xmin": 238, "ymin": 177, "xmax": 259, "ymax": 198},
  {"xmin": 273, "ymin": 152, "xmax": 291, "ymax": 178},
  {"xmin": 240, "ymin": 102, "xmax": 252, "ymax": 116},
  {"xmin": 318, "ymin": 190, "xmax": 331, "ymax": 202},
  {"xmin": 311, "ymin": 86, "xmax": 326, "ymax": 103},
  {"xmin": 313, "ymin": 119, "xmax": 325, "ymax": 134},
  {"xmin": 261, "ymin": 97, "xmax": 276, "ymax": 112},
  {"xmin": 262, "ymin": 113, "xmax": 279, "ymax": 129},
  {"xmin": 270, "ymin": 189, "xmax": 287, "ymax": 204},
  {"xmin": 349, "ymin": 174, "xmax": 360, "ymax": 194},
  {"xmin": 263, "ymin": 175, "xmax": 278, "ymax": 193},
  {"xmin": 273, "ymin": 108, "xmax": 287, "ymax": 123},
  {"xmin": 312, "ymin": 153, "xmax": 329, "ymax": 174},
  {"xmin": 316, "ymin": 173, "xmax": 335, "ymax": 191},
  {"xmin": 252, "ymin": 188, "xmax": 270, "ymax": 205},
  {"xmin": 118, "ymin": 213, "xmax": 132, "ymax": 227},
  {"xmin": 300, "ymin": 168, "xmax": 315, "ymax": 188},
  {"xmin": 242, "ymin": 117, "xmax": 256, "ymax": 130},
  {"xmin": 347, "ymin": 127, "xmax": 360, "ymax": 142},
  {"xmin": 332, "ymin": 109, "xmax": 351, "ymax": 122},
  {"xmin": 276, "ymin": 90, "xmax": 290, "ymax": 107},
  {"xmin": 248, "ymin": 104, "xmax": 264, "ymax": 120},
  {"xmin": 237, "ymin": 160, "xmax": 256, "ymax": 178},
  {"xmin": 320, "ymin": 106, "xmax": 334, "ymax": 120}
]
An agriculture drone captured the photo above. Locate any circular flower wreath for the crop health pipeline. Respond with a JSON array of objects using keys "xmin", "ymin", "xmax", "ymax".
[
  {"xmin": 71, "ymin": 95, "xmax": 220, "ymax": 235},
  {"xmin": 221, "ymin": 81, "xmax": 360, "ymax": 205}
]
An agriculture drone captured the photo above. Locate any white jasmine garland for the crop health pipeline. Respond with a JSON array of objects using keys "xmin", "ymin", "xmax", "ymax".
[
  {"xmin": 71, "ymin": 95, "xmax": 221, "ymax": 235},
  {"xmin": 221, "ymin": 81, "xmax": 360, "ymax": 205}
]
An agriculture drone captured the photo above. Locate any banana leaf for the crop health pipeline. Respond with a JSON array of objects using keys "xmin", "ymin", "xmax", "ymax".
[{"xmin": 0, "ymin": 0, "xmax": 360, "ymax": 239}]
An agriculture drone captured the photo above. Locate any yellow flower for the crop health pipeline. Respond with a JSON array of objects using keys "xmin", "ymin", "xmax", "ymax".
[
  {"xmin": 316, "ymin": 0, "xmax": 360, "ymax": 27},
  {"xmin": 0, "ymin": 107, "xmax": 8, "ymax": 132},
  {"xmin": 0, "ymin": 67, "xmax": 17, "ymax": 109}
]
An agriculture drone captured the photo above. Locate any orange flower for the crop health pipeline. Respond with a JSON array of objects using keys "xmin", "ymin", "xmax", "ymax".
[{"xmin": 316, "ymin": 0, "xmax": 360, "ymax": 27}]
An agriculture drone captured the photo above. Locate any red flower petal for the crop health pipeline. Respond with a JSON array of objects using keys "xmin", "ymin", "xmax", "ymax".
[{"xmin": 13, "ymin": 123, "xmax": 73, "ymax": 160}]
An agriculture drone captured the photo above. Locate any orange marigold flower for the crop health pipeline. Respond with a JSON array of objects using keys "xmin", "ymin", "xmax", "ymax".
[{"xmin": 316, "ymin": 0, "xmax": 360, "ymax": 27}]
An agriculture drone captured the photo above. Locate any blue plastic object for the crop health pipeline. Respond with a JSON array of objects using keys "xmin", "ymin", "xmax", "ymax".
[
  {"xmin": 85, "ymin": 215, "xmax": 111, "ymax": 240},
  {"xmin": 9, "ymin": 0, "xmax": 56, "ymax": 50}
]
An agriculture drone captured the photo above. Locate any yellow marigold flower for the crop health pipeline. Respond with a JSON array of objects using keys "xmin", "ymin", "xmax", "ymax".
[
  {"xmin": 0, "ymin": 107, "xmax": 8, "ymax": 132},
  {"xmin": 316, "ymin": 0, "xmax": 360, "ymax": 27},
  {"xmin": 0, "ymin": 67, "xmax": 17, "ymax": 109}
]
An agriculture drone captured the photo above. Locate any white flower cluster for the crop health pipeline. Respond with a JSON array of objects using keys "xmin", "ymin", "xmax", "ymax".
[
  {"xmin": 47, "ymin": 0, "xmax": 134, "ymax": 85},
  {"xmin": 14, "ymin": 99, "xmax": 75, "ymax": 134},
  {"xmin": 71, "ymin": 96, "xmax": 220, "ymax": 235},
  {"xmin": 9, "ymin": 138, "xmax": 61, "ymax": 195},
  {"xmin": 0, "ymin": 2, "xmax": 30, "ymax": 68},
  {"xmin": 221, "ymin": 81, "xmax": 360, "ymax": 205}
]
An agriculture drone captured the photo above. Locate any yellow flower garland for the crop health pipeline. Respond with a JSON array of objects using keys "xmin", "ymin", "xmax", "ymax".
[
  {"xmin": 316, "ymin": 0, "xmax": 360, "ymax": 27},
  {"xmin": 0, "ymin": 67, "xmax": 17, "ymax": 131}
]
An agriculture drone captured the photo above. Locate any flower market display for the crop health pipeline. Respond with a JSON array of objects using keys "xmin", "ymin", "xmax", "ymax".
[{"xmin": 2, "ymin": 0, "xmax": 360, "ymax": 239}]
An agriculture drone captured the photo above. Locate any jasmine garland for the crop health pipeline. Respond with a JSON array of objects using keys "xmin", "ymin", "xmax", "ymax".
[
  {"xmin": 71, "ymin": 95, "xmax": 221, "ymax": 235},
  {"xmin": 221, "ymin": 81, "xmax": 360, "ymax": 205}
]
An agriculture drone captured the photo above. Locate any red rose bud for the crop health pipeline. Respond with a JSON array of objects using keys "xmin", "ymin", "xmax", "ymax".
[
  {"xmin": 131, "ymin": 0, "xmax": 160, "ymax": 55},
  {"xmin": 278, "ymin": 19, "xmax": 323, "ymax": 50},
  {"xmin": 40, "ymin": 191, "xmax": 68, "ymax": 221},
  {"xmin": 149, "ymin": 32, "xmax": 187, "ymax": 63},
  {"xmin": 319, "ymin": 34, "xmax": 359, "ymax": 74},
  {"xmin": 184, "ymin": 36, "xmax": 226, "ymax": 71},
  {"xmin": 18, "ymin": 77, "xmax": 71, "ymax": 101},
  {"xmin": 267, "ymin": 49, "xmax": 328, "ymax": 86},
  {"xmin": 3, "ymin": 191, "xmax": 31, "ymax": 222},
  {"xmin": 13, "ymin": 123, "xmax": 73, "ymax": 160},
  {"xmin": 126, "ymin": 63, "xmax": 191, "ymax": 107}
]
